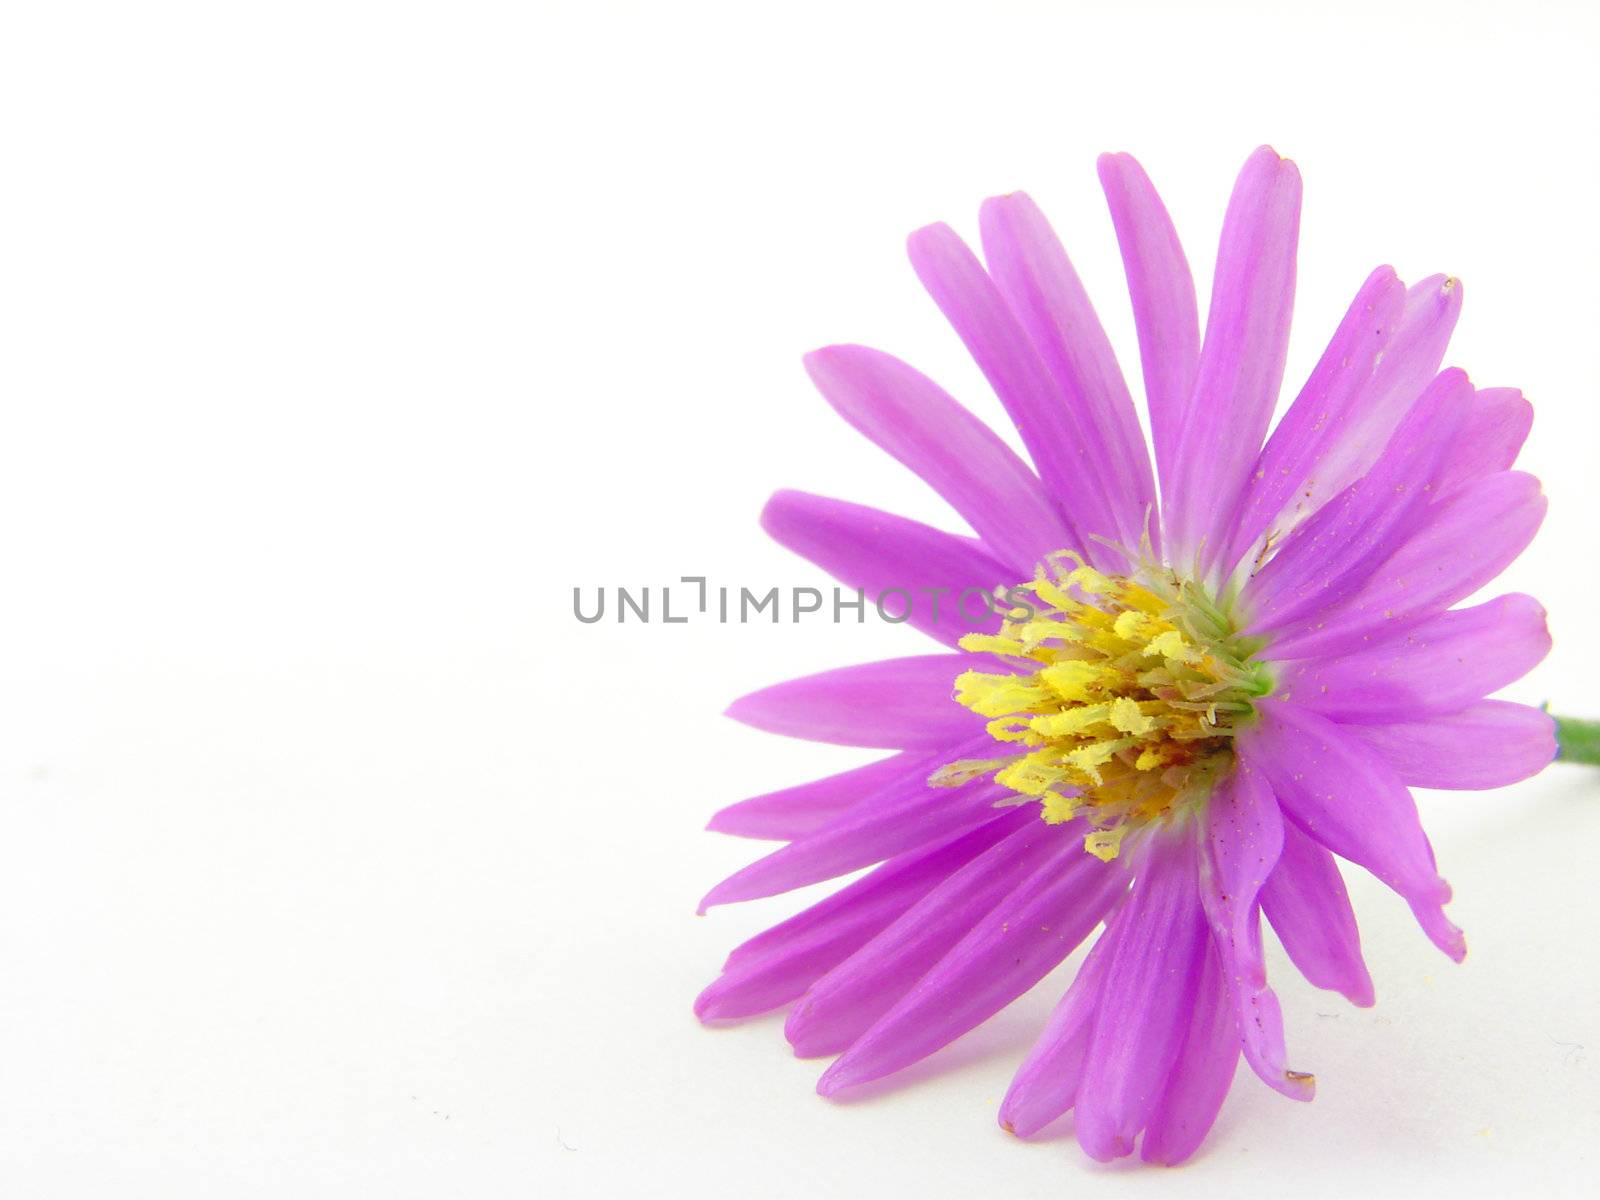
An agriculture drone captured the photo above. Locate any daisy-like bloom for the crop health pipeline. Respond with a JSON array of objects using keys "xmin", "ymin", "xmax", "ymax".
[{"xmin": 696, "ymin": 147, "xmax": 1555, "ymax": 1165}]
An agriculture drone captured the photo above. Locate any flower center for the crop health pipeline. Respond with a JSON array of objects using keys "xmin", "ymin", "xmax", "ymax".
[{"xmin": 934, "ymin": 552, "xmax": 1270, "ymax": 861}]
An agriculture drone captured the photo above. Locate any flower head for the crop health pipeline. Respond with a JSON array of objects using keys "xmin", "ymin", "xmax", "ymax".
[{"xmin": 696, "ymin": 147, "xmax": 1553, "ymax": 1166}]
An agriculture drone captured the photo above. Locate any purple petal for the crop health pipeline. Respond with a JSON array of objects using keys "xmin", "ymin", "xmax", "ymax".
[
  {"xmin": 804, "ymin": 344, "xmax": 1074, "ymax": 574},
  {"xmin": 786, "ymin": 816, "xmax": 1071, "ymax": 1057},
  {"xmin": 1260, "ymin": 470, "xmax": 1546, "ymax": 661},
  {"xmin": 1222, "ymin": 271, "xmax": 1461, "ymax": 583},
  {"xmin": 760, "ymin": 489, "xmax": 1010, "ymax": 648},
  {"xmin": 1436, "ymin": 387, "xmax": 1533, "ymax": 497},
  {"xmin": 1243, "ymin": 368, "xmax": 1473, "ymax": 633},
  {"xmin": 1139, "ymin": 940, "xmax": 1243, "ymax": 1165},
  {"xmin": 997, "ymin": 914, "xmax": 1119, "ymax": 1138},
  {"xmin": 706, "ymin": 751, "xmax": 923, "ymax": 841},
  {"xmin": 1241, "ymin": 702, "xmax": 1464, "ymax": 960},
  {"xmin": 1348, "ymin": 700, "xmax": 1557, "ymax": 790},
  {"xmin": 815, "ymin": 836, "xmax": 1126, "ymax": 1094},
  {"xmin": 696, "ymin": 811, "xmax": 1031, "ymax": 1020},
  {"xmin": 1274, "ymin": 593, "xmax": 1551, "ymax": 723},
  {"xmin": 1217, "ymin": 266, "xmax": 1406, "ymax": 576},
  {"xmin": 907, "ymin": 223, "xmax": 1128, "ymax": 560},
  {"xmin": 1097, "ymin": 153, "xmax": 1199, "ymax": 488},
  {"xmin": 1074, "ymin": 828, "xmax": 1208, "ymax": 1162},
  {"xmin": 1199, "ymin": 764, "xmax": 1312, "ymax": 1101},
  {"xmin": 977, "ymin": 192, "xmax": 1158, "ymax": 549},
  {"xmin": 698, "ymin": 738, "xmax": 1005, "ymax": 911},
  {"xmin": 1164, "ymin": 147, "xmax": 1301, "ymax": 569},
  {"xmin": 1281, "ymin": 274, "xmax": 1462, "ymax": 522},
  {"xmin": 725, "ymin": 654, "xmax": 985, "ymax": 749},
  {"xmin": 1260, "ymin": 817, "xmax": 1375, "ymax": 1007}
]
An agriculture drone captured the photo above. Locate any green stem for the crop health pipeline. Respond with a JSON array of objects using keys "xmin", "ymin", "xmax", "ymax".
[{"xmin": 1552, "ymin": 713, "xmax": 1600, "ymax": 766}]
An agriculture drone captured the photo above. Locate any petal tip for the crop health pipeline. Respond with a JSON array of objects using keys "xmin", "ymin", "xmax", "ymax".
[
  {"xmin": 814, "ymin": 1065, "xmax": 849, "ymax": 1098},
  {"xmin": 1283, "ymin": 1070, "xmax": 1316, "ymax": 1102},
  {"xmin": 757, "ymin": 487, "xmax": 805, "ymax": 531},
  {"xmin": 695, "ymin": 883, "xmax": 727, "ymax": 915},
  {"xmin": 782, "ymin": 1008, "xmax": 823, "ymax": 1059},
  {"xmin": 1140, "ymin": 1135, "xmax": 1205, "ymax": 1167},
  {"xmin": 801, "ymin": 343, "xmax": 867, "ymax": 385},
  {"xmin": 693, "ymin": 983, "xmax": 723, "ymax": 1021},
  {"xmin": 1079, "ymin": 1131, "xmax": 1135, "ymax": 1163},
  {"xmin": 1247, "ymin": 143, "xmax": 1299, "ymax": 176},
  {"xmin": 1095, "ymin": 150, "xmax": 1139, "ymax": 176},
  {"xmin": 981, "ymin": 188, "xmax": 1038, "ymax": 215},
  {"xmin": 1416, "ymin": 272, "xmax": 1464, "ymax": 317},
  {"xmin": 722, "ymin": 694, "xmax": 759, "ymax": 727},
  {"xmin": 799, "ymin": 345, "xmax": 836, "ymax": 383},
  {"xmin": 998, "ymin": 1108, "xmax": 1048, "ymax": 1140},
  {"xmin": 1412, "ymin": 896, "xmax": 1467, "ymax": 962},
  {"xmin": 905, "ymin": 220, "xmax": 956, "ymax": 255}
]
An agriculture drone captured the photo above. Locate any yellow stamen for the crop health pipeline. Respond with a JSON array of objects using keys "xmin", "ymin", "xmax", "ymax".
[
  {"xmin": 940, "ymin": 552, "xmax": 1270, "ymax": 860},
  {"xmin": 1084, "ymin": 826, "xmax": 1129, "ymax": 862},
  {"xmin": 1108, "ymin": 696, "xmax": 1157, "ymax": 735},
  {"xmin": 1040, "ymin": 791, "xmax": 1078, "ymax": 825}
]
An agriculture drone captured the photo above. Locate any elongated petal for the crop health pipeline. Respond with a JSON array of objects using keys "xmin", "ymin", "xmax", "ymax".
[
  {"xmin": 1139, "ymin": 941, "xmax": 1242, "ymax": 1165},
  {"xmin": 998, "ymin": 915, "xmax": 1119, "ymax": 1137},
  {"xmin": 908, "ymin": 223, "xmax": 1127, "ymax": 558},
  {"xmin": 815, "ymin": 839, "xmax": 1126, "ymax": 1094},
  {"xmin": 1261, "ymin": 471, "xmax": 1546, "ymax": 660},
  {"xmin": 1219, "ymin": 266, "xmax": 1406, "ymax": 576},
  {"xmin": 707, "ymin": 751, "xmax": 923, "ymax": 841},
  {"xmin": 1436, "ymin": 387, "xmax": 1533, "ymax": 496},
  {"xmin": 1097, "ymin": 153, "xmax": 1199, "ymax": 487},
  {"xmin": 977, "ymin": 192, "xmax": 1157, "ymax": 547},
  {"xmin": 696, "ymin": 811, "xmax": 1031, "ymax": 1019},
  {"xmin": 717, "ymin": 806, "xmax": 1023, "ymax": 974},
  {"xmin": 1202, "ymin": 766, "xmax": 1283, "ymax": 984},
  {"xmin": 786, "ymin": 816, "xmax": 1070, "ymax": 1056},
  {"xmin": 1242, "ymin": 702, "xmax": 1463, "ymax": 960},
  {"xmin": 1244, "ymin": 368, "xmax": 1472, "ymax": 632},
  {"xmin": 760, "ymin": 489, "xmax": 1010, "ymax": 648},
  {"xmin": 1199, "ymin": 765, "xmax": 1311, "ymax": 1101},
  {"xmin": 805, "ymin": 344, "xmax": 1074, "ymax": 574},
  {"xmin": 1274, "ymin": 593, "xmax": 1550, "ymax": 723},
  {"xmin": 1165, "ymin": 147, "xmax": 1301, "ymax": 569},
  {"xmin": 698, "ymin": 737, "xmax": 1004, "ymax": 911},
  {"xmin": 1287, "ymin": 274, "xmax": 1462, "ymax": 517},
  {"xmin": 1074, "ymin": 830, "xmax": 1208, "ymax": 1162},
  {"xmin": 1260, "ymin": 817, "xmax": 1375, "ymax": 1007},
  {"xmin": 1229, "ymin": 274, "xmax": 1462, "ymax": 585},
  {"xmin": 725, "ymin": 654, "xmax": 984, "ymax": 749},
  {"xmin": 1348, "ymin": 700, "xmax": 1557, "ymax": 790}
]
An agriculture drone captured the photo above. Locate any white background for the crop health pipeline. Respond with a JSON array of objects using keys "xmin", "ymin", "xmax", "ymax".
[{"xmin": 0, "ymin": 1, "xmax": 1596, "ymax": 1196}]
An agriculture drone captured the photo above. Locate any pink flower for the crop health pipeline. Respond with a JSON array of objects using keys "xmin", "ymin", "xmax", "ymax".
[{"xmin": 696, "ymin": 147, "xmax": 1553, "ymax": 1165}]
